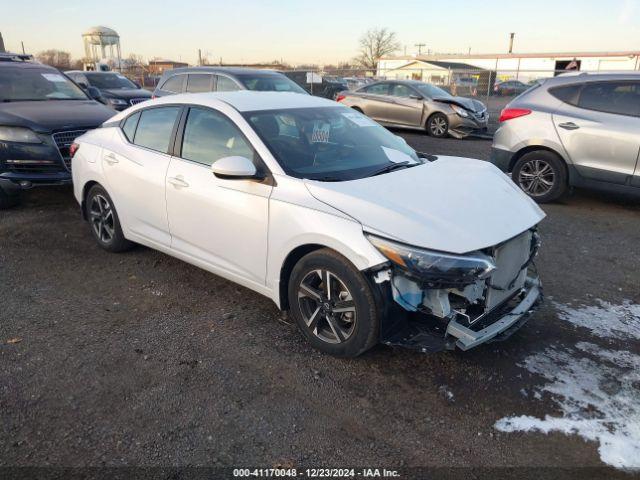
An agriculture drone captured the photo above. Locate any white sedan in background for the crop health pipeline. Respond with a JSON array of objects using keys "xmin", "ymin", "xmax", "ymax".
[{"xmin": 71, "ymin": 92, "xmax": 545, "ymax": 357}]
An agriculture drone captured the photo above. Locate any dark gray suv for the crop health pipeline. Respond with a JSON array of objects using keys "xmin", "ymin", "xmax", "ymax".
[{"xmin": 152, "ymin": 67, "xmax": 308, "ymax": 97}]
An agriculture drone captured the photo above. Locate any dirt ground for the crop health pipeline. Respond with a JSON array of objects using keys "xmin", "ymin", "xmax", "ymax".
[{"xmin": 1, "ymin": 134, "xmax": 639, "ymax": 478}]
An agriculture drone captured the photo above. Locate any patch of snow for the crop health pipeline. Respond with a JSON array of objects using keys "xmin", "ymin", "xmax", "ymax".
[
  {"xmin": 495, "ymin": 341, "xmax": 640, "ymax": 469},
  {"xmin": 554, "ymin": 300, "xmax": 640, "ymax": 341}
]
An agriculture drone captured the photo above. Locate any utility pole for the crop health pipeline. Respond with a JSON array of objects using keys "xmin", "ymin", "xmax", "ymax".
[
  {"xmin": 0, "ymin": 32, "xmax": 5, "ymax": 53},
  {"xmin": 415, "ymin": 43, "xmax": 426, "ymax": 56},
  {"xmin": 508, "ymin": 33, "xmax": 515, "ymax": 54},
  {"xmin": 21, "ymin": 41, "xmax": 25, "ymax": 54},
  {"xmin": 198, "ymin": 49, "xmax": 202, "ymax": 66}
]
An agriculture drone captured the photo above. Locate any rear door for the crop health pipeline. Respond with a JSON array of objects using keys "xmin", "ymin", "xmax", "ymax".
[
  {"xmin": 185, "ymin": 73, "xmax": 213, "ymax": 93},
  {"xmin": 101, "ymin": 105, "xmax": 182, "ymax": 246},
  {"xmin": 552, "ymin": 80, "xmax": 640, "ymax": 185},
  {"xmin": 358, "ymin": 82, "xmax": 394, "ymax": 122},
  {"xmin": 384, "ymin": 83, "xmax": 423, "ymax": 127}
]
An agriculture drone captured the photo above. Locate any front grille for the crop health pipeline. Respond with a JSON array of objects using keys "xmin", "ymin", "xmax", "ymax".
[
  {"xmin": 129, "ymin": 98, "xmax": 148, "ymax": 106},
  {"xmin": 52, "ymin": 130, "xmax": 87, "ymax": 171},
  {"xmin": 4, "ymin": 160, "xmax": 62, "ymax": 174}
]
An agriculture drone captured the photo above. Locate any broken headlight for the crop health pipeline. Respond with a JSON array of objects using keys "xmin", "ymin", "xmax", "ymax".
[{"xmin": 366, "ymin": 234, "xmax": 496, "ymax": 286}]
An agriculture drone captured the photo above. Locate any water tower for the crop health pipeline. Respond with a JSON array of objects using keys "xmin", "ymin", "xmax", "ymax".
[{"xmin": 82, "ymin": 26, "xmax": 121, "ymax": 70}]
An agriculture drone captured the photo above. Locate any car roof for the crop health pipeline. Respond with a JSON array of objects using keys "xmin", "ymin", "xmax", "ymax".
[
  {"xmin": 118, "ymin": 91, "xmax": 338, "ymax": 117},
  {"xmin": 160, "ymin": 66, "xmax": 284, "ymax": 78},
  {"xmin": 542, "ymin": 71, "xmax": 640, "ymax": 86},
  {"xmin": 0, "ymin": 60, "xmax": 54, "ymax": 70}
]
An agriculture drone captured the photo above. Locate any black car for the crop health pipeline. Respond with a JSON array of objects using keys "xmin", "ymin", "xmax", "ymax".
[
  {"xmin": 493, "ymin": 80, "xmax": 529, "ymax": 96},
  {"xmin": 0, "ymin": 54, "xmax": 116, "ymax": 208},
  {"xmin": 66, "ymin": 70, "xmax": 152, "ymax": 111},
  {"xmin": 152, "ymin": 67, "xmax": 308, "ymax": 97},
  {"xmin": 283, "ymin": 72, "xmax": 349, "ymax": 99}
]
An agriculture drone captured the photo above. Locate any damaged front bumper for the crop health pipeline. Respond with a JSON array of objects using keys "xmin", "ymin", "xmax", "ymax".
[
  {"xmin": 374, "ymin": 229, "xmax": 542, "ymax": 353},
  {"xmin": 445, "ymin": 275, "xmax": 541, "ymax": 350},
  {"xmin": 380, "ymin": 273, "xmax": 542, "ymax": 352}
]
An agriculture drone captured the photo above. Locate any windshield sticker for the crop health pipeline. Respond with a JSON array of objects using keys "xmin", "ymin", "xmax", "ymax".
[
  {"xmin": 311, "ymin": 122, "xmax": 331, "ymax": 143},
  {"xmin": 41, "ymin": 73, "xmax": 67, "ymax": 83},
  {"xmin": 382, "ymin": 146, "xmax": 418, "ymax": 164},
  {"xmin": 342, "ymin": 111, "xmax": 377, "ymax": 127}
]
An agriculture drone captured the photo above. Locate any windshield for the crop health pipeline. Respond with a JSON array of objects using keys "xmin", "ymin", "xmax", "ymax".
[
  {"xmin": 413, "ymin": 83, "xmax": 453, "ymax": 99},
  {"xmin": 238, "ymin": 74, "xmax": 307, "ymax": 94},
  {"xmin": 86, "ymin": 73, "xmax": 137, "ymax": 89},
  {"xmin": 0, "ymin": 68, "xmax": 88, "ymax": 102},
  {"xmin": 245, "ymin": 106, "xmax": 421, "ymax": 181}
]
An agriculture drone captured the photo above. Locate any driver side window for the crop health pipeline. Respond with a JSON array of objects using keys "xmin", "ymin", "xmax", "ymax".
[
  {"xmin": 181, "ymin": 107, "xmax": 255, "ymax": 166},
  {"xmin": 364, "ymin": 83, "xmax": 389, "ymax": 95},
  {"xmin": 390, "ymin": 84, "xmax": 414, "ymax": 98}
]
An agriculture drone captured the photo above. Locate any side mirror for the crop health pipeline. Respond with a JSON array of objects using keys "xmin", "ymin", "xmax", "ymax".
[
  {"xmin": 211, "ymin": 156, "xmax": 262, "ymax": 180},
  {"xmin": 78, "ymin": 81, "xmax": 89, "ymax": 89}
]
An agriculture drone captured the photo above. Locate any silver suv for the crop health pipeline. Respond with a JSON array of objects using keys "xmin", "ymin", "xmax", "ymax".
[{"xmin": 490, "ymin": 72, "xmax": 640, "ymax": 202}]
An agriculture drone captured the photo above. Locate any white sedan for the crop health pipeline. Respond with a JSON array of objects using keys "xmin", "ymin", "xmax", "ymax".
[{"xmin": 71, "ymin": 92, "xmax": 545, "ymax": 357}]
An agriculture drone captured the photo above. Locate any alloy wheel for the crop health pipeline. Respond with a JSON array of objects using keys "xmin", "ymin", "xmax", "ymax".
[
  {"xmin": 89, "ymin": 194, "xmax": 115, "ymax": 243},
  {"xmin": 430, "ymin": 116, "xmax": 447, "ymax": 136},
  {"xmin": 297, "ymin": 269, "xmax": 357, "ymax": 344},
  {"xmin": 518, "ymin": 159, "xmax": 555, "ymax": 197}
]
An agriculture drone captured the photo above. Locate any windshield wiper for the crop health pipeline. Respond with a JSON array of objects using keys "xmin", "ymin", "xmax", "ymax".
[{"xmin": 369, "ymin": 161, "xmax": 412, "ymax": 177}]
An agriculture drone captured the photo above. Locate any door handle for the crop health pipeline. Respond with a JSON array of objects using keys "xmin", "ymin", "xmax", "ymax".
[
  {"xmin": 167, "ymin": 176, "xmax": 189, "ymax": 188},
  {"xmin": 558, "ymin": 122, "xmax": 580, "ymax": 130},
  {"xmin": 103, "ymin": 153, "xmax": 119, "ymax": 164}
]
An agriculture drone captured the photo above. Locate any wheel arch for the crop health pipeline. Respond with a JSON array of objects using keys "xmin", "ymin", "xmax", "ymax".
[
  {"xmin": 278, "ymin": 243, "xmax": 329, "ymax": 310},
  {"xmin": 80, "ymin": 180, "xmax": 101, "ymax": 220},
  {"xmin": 509, "ymin": 145, "xmax": 568, "ymax": 175}
]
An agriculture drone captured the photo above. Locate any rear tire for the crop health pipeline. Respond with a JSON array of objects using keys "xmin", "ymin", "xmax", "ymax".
[
  {"xmin": 512, "ymin": 150, "xmax": 568, "ymax": 203},
  {"xmin": 426, "ymin": 113, "xmax": 449, "ymax": 138},
  {"xmin": 287, "ymin": 249, "xmax": 380, "ymax": 358},
  {"xmin": 85, "ymin": 184, "xmax": 133, "ymax": 253}
]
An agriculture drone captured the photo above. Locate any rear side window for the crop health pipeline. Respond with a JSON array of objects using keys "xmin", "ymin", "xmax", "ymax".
[
  {"xmin": 549, "ymin": 84, "xmax": 581, "ymax": 105},
  {"xmin": 180, "ymin": 107, "xmax": 254, "ymax": 166},
  {"xmin": 186, "ymin": 74, "xmax": 213, "ymax": 93},
  {"xmin": 216, "ymin": 75, "xmax": 240, "ymax": 92},
  {"xmin": 133, "ymin": 107, "xmax": 181, "ymax": 153},
  {"xmin": 364, "ymin": 83, "xmax": 389, "ymax": 95},
  {"xmin": 161, "ymin": 75, "xmax": 185, "ymax": 93},
  {"xmin": 577, "ymin": 81, "xmax": 640, "ymax": 116},
  {"xmin": 122, "ymin": 112, "xmax": 140, "ymax": 142}
]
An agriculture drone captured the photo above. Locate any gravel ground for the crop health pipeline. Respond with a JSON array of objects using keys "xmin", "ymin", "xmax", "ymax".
[{"xmin": 1, "ymin": 134, "xmax": 639, "ymax": 477}]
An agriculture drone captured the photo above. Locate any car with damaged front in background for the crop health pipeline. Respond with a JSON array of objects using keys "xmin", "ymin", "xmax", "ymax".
[
  {"xmin": 71, "ymin": 92, "xmax": 544, "ymax": 357},
  {"xmin": 337, "ymin": 80, "xmax": 488, "ymax": 139}
]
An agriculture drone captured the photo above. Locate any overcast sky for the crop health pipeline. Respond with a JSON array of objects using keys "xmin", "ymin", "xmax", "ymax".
[{"xmin": 3, "ymin": 0, "xmax": 640, "ymax": 65}]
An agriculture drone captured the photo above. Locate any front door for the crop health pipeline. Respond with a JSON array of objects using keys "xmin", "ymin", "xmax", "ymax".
[
  {"xmin": 553, "ymin": 81, "xmax": 640, "ymax": 185},
  {"xmin": 101, "ymin": 106, "xmax": 182, "ymax": 246},
  {"xmin": 385, "ymin": 83, "xmax": 424, "ymax": 127},
  {"xmin": 165, "ymin": 106, "xmax": 272, "ymax": 285}
]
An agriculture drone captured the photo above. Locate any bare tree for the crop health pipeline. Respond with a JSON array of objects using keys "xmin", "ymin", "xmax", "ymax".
[
  {"xmin": 354, "ymin": 28, "xmax": 400, "ymax": 70},
  {"xmin": 36, "ymin": 50, "xmax": 72, "ymax": 70}
]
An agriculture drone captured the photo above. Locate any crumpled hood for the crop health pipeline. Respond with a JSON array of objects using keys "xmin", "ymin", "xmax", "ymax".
[
  {"xmin": 434, "ymin": 96, "xmax": 485, "ymax": 113},
  {"xmin": 304, "ymin": 157, "xmax": 545, "ymax": 254}
]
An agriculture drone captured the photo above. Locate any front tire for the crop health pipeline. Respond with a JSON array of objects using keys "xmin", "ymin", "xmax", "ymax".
[
  {"xmin": 287, "ymin": 249, "xmax": 380, "ymax": 358},
  {"xmin": 427, "ymin": 113, "xmax": 449, "ymax": 138},
  {"xmin": 85, "ymin": 184, "xmax": 133, "ymax": 252},
  {"xmin": 512, "ymin": 150, "xmax": 568, "ymax": 203}
]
